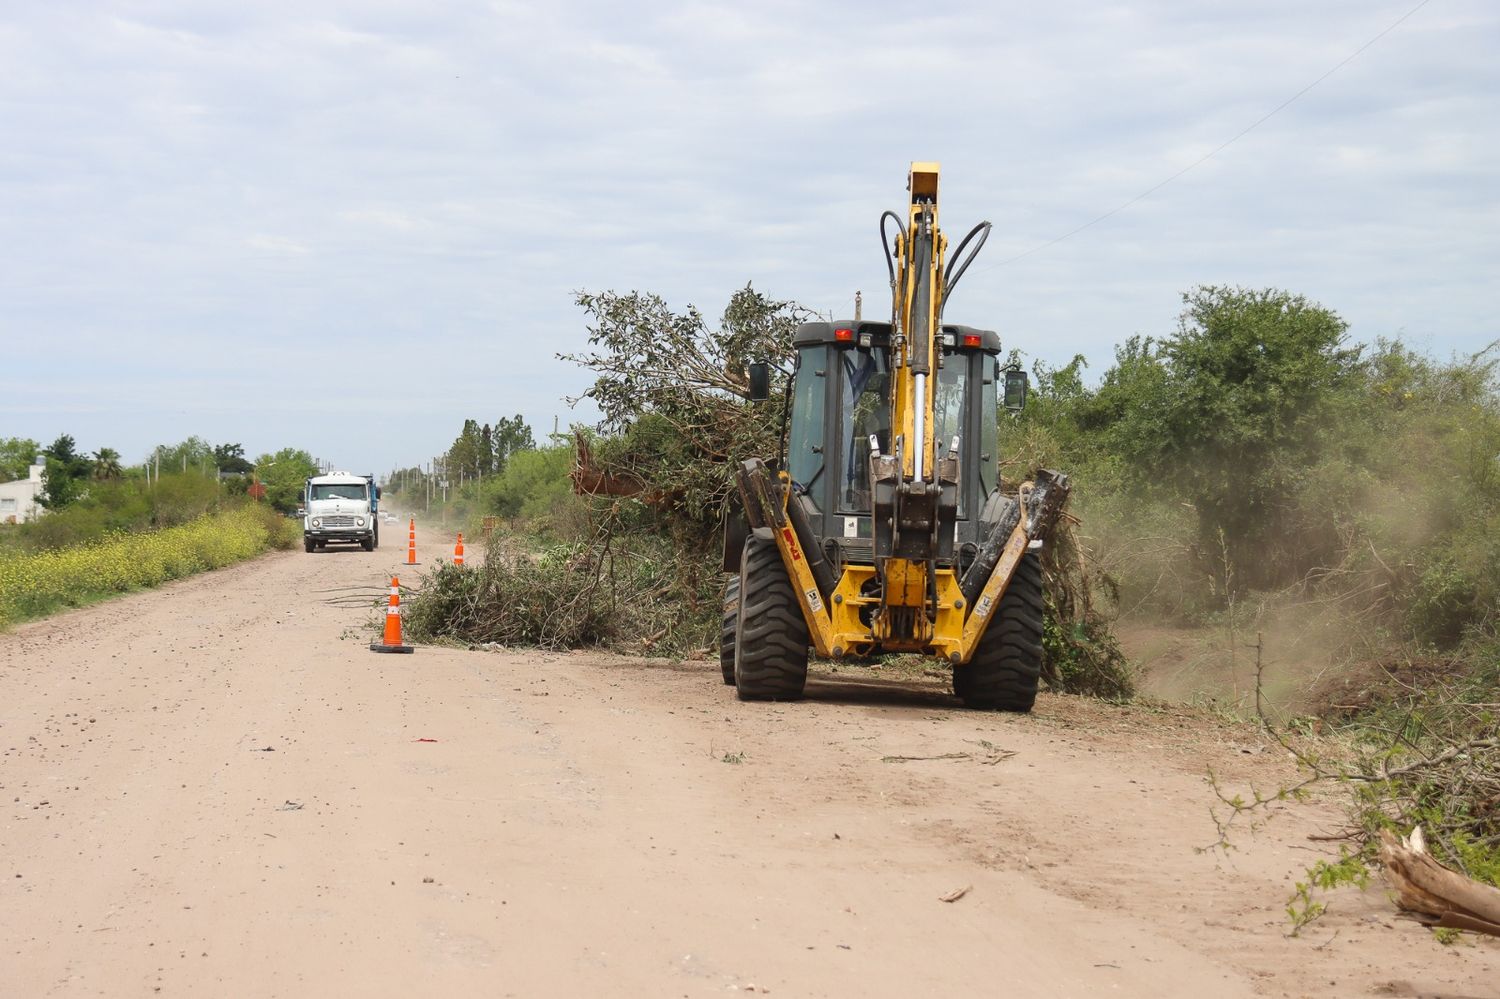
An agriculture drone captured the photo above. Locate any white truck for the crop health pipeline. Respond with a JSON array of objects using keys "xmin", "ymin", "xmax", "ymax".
[{"xmin": 303, "ymin": 471, "xmax": 381, "ymax": 553}]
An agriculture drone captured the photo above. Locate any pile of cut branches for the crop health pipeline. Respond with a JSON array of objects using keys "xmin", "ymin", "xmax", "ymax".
[
  {"xmin": 1040, "ymin": 514, "xmax": 1134, "ymax": 699},
  {"xmin": 1212, "ymin": 679, "xmax": 1499, "ymax": 935},
  {"xmin": 1337, "ymin": 698, "xmax": 1500, "ymax": 882},
  {"xmin": 561, "ymin": 285, "xmax": 803, "ymax": 523},
  {"xmin": 404, "ymin": 505, "xmax": 720, "ymax": 658}
]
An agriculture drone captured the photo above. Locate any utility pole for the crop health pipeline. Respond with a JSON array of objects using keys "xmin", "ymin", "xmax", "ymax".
[{"xmin": 855, "ymin": 290, "xmax": 862, "ymax": 321}]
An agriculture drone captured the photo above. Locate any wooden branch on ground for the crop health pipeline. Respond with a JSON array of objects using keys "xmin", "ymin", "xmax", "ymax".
[{"xmin": 1378, "ymin": 826, "xmax": 1500, "ymax": 937}]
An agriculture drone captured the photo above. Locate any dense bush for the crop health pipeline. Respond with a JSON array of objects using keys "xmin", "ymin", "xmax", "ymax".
[
  {"xmin": 481, "ymin": 445, "xmax": 580, "ymax": 526},
  {"xmin": 1006, "ymin": 288, "xmax": 1500, "ymax": 652}
]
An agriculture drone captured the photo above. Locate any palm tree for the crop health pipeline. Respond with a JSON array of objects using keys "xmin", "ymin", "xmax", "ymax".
[{"xmin": 93, "ymin": 447, "xmax": 123, "ymax": 481}]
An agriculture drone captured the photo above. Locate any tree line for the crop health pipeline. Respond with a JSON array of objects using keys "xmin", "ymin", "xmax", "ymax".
[{"xmin": 0, "ymin": 435, "xmax": 324, "ymax": 553}]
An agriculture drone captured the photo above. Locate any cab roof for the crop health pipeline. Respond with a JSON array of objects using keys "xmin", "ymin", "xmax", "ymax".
[
  {"xmin": 792, "ymin": 320, "xmax": 1001, "ymax": 352},
  {"xmin": 307, "ymin": 472, "xmax": 370, "ymax": 484}
]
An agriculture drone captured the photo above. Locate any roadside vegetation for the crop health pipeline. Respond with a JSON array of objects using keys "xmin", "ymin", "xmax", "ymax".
[
  {"xmin": 0, "ymin": 435, "xmax": 313, "ymax": 627},
  {"xmin": 0, "ymin": 505, "xmax": 297, "ymax": 628}
]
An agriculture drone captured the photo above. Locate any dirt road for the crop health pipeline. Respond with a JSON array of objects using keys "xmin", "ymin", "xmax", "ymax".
[{"xmin": 3, "ymin": 525, "xmax": 1496, "ymax": 997}]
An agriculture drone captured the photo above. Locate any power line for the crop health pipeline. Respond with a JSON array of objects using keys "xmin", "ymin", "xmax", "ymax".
[{"xmin": 990, "ymin": 0, "xmax": 1434, "ymax": 269}]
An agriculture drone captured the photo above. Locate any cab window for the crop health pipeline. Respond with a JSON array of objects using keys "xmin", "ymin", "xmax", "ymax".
[
  {"xmin": 786, "ymin": 348, "xmax": 827, "ymax": 504},
  {"xmin": 838, "ymin": 348, "xmax": 892, "ymax": 512}
]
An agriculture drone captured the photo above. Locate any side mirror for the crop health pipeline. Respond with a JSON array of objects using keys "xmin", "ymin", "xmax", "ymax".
[
  {"xmin": 1003, "ymin": 367, "xmax": 1029, "ymax": 413},
  {"xmin": 747, "ymin": 361, "xmax": 771, "ymax": 402}
]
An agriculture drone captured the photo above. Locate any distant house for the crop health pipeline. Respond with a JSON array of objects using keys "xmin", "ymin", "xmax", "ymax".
[{"xmin": 0, "ymin": 463, "xmax": 45, "ymax": 524}]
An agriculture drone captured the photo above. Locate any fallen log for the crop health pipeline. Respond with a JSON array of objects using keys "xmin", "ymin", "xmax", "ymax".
[{"xmin": 1377, "ymin": 826, "xmax": 1500, "ymax": 937}]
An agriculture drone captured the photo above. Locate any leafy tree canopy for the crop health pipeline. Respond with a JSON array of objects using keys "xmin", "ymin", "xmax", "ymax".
[
  {"xmin": 213, "ymin": 443, "xmax": 254, "ymax": 475},
  {"xmin": 0, "ymin": 437, "xmax": 39, "ymax": 483},
  {"xmin": 253, "ymin": 448, "xmax": 319, "ymax": 513},
  {"xmin": 447, "ymin": 419, "xmax": 487, "ymax": 479},
  {"xmin": 92, "ymin": 448, "xmax": 123, "ymax": 481},
  {"xmin": 1013, "ymin": 285, "xmax": 1361, "ymax": 590},
  {"xmin": 39, "ymin": 435, "xmax": 94, "ymax": 509},
  {"xmin": 492, "ymin": 415, "xmax": 535, "ymax": 472}
]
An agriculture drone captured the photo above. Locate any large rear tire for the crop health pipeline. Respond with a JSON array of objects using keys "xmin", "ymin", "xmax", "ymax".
[
  {"xmin": 734, "ymin": 530, "xmax": 809, "ymax": 701},
  {"xmin": 954, "ymin": 552, "xmax": 1044, "ymax": 712},
  {"xmin": 719, "ymin": 575, "xmax": 740, "ymax": 685}
]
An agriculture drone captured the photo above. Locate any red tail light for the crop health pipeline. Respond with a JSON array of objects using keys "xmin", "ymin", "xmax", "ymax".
[
  {"xmin": 962, "ymin": 334, "xmax": 982, "ymax": 348},
  {"xmin": 834, "ymin": 327, "xmax": 854, "ymax": 342}
]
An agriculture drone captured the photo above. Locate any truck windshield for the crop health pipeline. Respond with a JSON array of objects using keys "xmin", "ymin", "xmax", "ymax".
[{"xmin": 309, "ymin": 483, "xmax": 367, "ymax": 501}]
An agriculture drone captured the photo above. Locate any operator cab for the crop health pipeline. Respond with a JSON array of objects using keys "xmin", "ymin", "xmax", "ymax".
[{"xmin": 782, "ymin": 319, "xmax": 1005, "ymax": 571}]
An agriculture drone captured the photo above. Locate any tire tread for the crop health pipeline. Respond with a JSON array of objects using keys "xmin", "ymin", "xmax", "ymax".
[
  {"xmin": 734, "ymin": 532, "xmax": 810, "ymax": 700},
  {"xmin": 955, "ymin": 553, "xmax": 1044, "ymax": 712}
]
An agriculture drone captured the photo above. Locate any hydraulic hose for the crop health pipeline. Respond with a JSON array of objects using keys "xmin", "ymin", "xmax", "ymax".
[
  {"xmin": 941, "ymin": 221, "xmax": 992, "ymax": 316},
  {"xmin": 879, "ymin": 210, "xmax": 907, "ymax": 315}
]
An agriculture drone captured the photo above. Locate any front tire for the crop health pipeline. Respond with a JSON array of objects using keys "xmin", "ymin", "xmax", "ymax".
[
  {"xmin": 304, "ymin": 538, "xmax": 315, "ymax": 554},
  {"xmin": 361, "ymin": 535, "xmax": 375, "ymax": 552},
  {"xmin": 734, "ymin": 530, "xmax": 809, "ymax": 701},
  {"xmin": 954, "ymin": 552, "xmax": 1044, "ymax": 712},
  {"xmin": 719, "ymin": 575, "xmax": 740, "ymax": 685}
]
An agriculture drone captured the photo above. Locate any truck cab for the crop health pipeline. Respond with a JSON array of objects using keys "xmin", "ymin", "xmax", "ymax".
[{"xmin": 303, "ymin": 472, "xmax": 381, "ymax": 553}]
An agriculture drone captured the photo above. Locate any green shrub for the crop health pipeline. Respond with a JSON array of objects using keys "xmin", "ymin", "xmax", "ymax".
[{"xmin": 483, "ymin": 446, "xmax": 579, "ymax": 525}]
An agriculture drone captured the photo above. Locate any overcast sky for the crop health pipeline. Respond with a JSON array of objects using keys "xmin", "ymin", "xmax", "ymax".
[{"xmin": 3, "ymin": 0, "xmax": 1495, "ymax": 476}]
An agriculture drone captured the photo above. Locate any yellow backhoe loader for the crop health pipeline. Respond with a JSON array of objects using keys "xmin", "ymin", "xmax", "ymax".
[{"xmin": 723, "ymin": 163, "xmax": 1071, "ymax": 710}]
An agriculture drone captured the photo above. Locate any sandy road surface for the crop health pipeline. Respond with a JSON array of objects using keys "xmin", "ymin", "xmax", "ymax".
[{"xmin": 3, "ymin": 524, "xmax": 1497, "ymax": 998}]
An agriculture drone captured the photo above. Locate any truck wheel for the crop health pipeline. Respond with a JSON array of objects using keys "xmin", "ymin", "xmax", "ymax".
[
  {"xmin": 954, "ymin": 552, "xmax": 1044, "ymax": 712},
  {"xmin": 361, "ymin": 536, "xmax": 375, "ymax": 552},
  {"xmin": 304, "ymin": 538, "xmax": 315, "ymax": 554},
  {"xmin": 719, "ymin": 575, "xmax": 740, "ymax": 685},
  {"xmin": 734, "ymin": 530, "xmax": 809, "ymax": 701},
  {"xmin": 373, "ymin": 524, "xmax": 379, "ymax": 549}
]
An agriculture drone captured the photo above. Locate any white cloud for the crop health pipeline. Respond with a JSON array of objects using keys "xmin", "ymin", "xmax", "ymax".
[
  {"xmin": 245, "ymin": 234, "xmax": 312, "ymax": 255},
  {"xmin": 1, "ymin": 0, "xmax": 1496, "ymax": 471}
]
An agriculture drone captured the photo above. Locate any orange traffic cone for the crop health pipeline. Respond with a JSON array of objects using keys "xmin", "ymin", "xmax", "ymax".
[
  {"xmin": 454, "ymin": 533, "xmax": 465, "ymax": 567},
  {"xmin": 370, "ymin": 575, "xmax": 414, "ymax": 654},
  {"xmin": 405, "ymin": 517, "xmax": 420, "ymax": 565}
]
